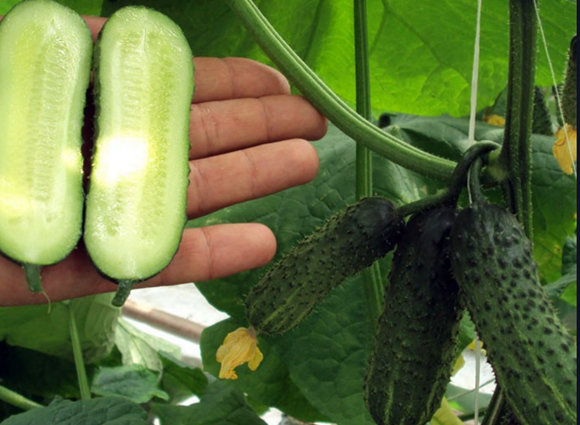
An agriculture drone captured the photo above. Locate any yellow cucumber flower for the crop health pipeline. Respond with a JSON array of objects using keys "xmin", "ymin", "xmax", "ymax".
[
  {"xmin": 483, "ymin": 114, "xmax": 506, "ymax": 127},
  {"xmin": 216, "ymin": 327, "xmax": 263, "ymax": 380},
  {"xmin": 553, "ymin": 124, "xmax": 577, "ymax": 175}
]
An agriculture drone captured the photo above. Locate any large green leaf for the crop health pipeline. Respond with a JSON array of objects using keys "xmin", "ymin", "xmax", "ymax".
[
  {"xmin": 92, "ymin": 365, "xmax": 169, "ymax": 404},
  {"xmin": 159, "ymin": 352, "xmax": 208, "ymax": 404},
  {"xmin": 93, "ymin": 0, "xmax": 574, "ymax": 116},
  {"xmin": 273, "ymin": 274, "xmax": 379, "ymax": 425},
  {"xmin": 0, "ymin": 344, "xmax": 94, "ymax": 400},
  {"xmin": 0, "ymin": 396, "xmax": 147, "ymax": 425},
  {"xmin": 0, "ymin": 295, "xmax": 119, "ymax": 363},
  {"xmin": 200, "ymin": 319, "xmax": 326, "ymax": 422},
  {"xmin": 151, "ymin": 381, "xmax": 266, "ymax": 425}
]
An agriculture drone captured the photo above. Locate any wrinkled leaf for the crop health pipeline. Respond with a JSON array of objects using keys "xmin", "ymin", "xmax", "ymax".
[
  {"xmin": 200, "ymin": 319, "xmax": 325, "ymax": 422},
  {"xmin": 0, "ymin": 396, "xmax": 147, "ymax": 425},
  {"xmin": 159, "ymin": 352, "xmax": 208, "ymax": 403},
  {"xmin": 0, "ymin": 295, "xmax": 119, "ymax": 363},
  {"xmin": 93, "ymin": 0, "xmax": 576, "ymax": 117},
  {"xmin": 114, "ymin": 318, "xmax": 180, "ymax": 371},
  {"xmin": 273, "ymin": 275, "xmax": 378, "ymax": 425},
  {"xmin": 151, "ymin": 381, "xmax": 266, "ymax": 425},
  {"xmin": 0, "ymin": 344, "xmax": 93, "ymax": 400},
  {"xmin": 92, "ymin": 365, "xmax": 169, "ymax": 404}
]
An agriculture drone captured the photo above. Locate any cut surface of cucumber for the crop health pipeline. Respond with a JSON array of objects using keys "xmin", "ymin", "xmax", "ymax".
[
  {"xmin": 0, "ymin": 0, "xmax": 92, "ymax": 268},
  {"xmin": 84, "ymin": 7, "xmax": 193, "ymax": 293}
]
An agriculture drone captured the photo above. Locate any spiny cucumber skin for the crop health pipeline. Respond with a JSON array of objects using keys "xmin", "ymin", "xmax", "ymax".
[
  {"xmin": 532, "ymin": 87, "xmax": 553, "ymax": 136},
  {"xmin": 562, "ymin": 35, "xmax": 576, "ymax": 127},
  {"xmin": 246, "ymin": 197, "xmax": 404, "ymax": 335},
  {"xmin": 364, "ymin": 206, "xmax": 463, "ymax": 425},
  {"xmin": 450, "ymin": 202, "xmax": 577, "ymax": 425}
]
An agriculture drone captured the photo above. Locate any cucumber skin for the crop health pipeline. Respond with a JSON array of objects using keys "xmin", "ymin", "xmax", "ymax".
[
  {"xmin": 364, "ymin": 206, "xmax": 463, "ymax": 425},
  {"xmin": 562, "ymin": 35, "xmax": 576, "ymax": 127},
  {"xmin": 532, "ymin": 87, "xmax": 553, "ymax": 136},
  {"xmin": 450, "ymin": 202, "xmax": 577, "ymax": 425},
  {"xmin": 246, "ymin": 197, "xmax": 404, "ymax": 335}
]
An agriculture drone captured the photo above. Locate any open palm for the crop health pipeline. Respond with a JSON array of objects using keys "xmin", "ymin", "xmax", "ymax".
[{"xmin": 0, "ymin": 16, "xmax": 327, "ymax": 306}]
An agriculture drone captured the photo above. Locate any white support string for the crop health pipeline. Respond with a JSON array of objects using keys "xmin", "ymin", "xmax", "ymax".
[
  {"xmin": 532, "ymin": 0, "xmax": 577, "ymax": 178},
  {"xmin": 468, "ymin": 1, "xmax": 484, "ymax": 423},
  {"xmin": 468, "ymin": 0, "xmax": 484, "ymax": 146}
]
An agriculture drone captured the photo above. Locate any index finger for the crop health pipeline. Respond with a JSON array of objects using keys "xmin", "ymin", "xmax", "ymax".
[{"xmin": 83, "ymin": 16, "xmax": 291, "ymax": 102}]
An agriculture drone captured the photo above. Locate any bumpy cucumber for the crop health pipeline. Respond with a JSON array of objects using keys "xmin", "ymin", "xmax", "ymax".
[
  {"xmin": 364, "ymin": 206, "xmax": 463, "ymax": 425},
  {"xmin": 246, "ymin": 197, "xmax": 404, "ymax": 335},
  {"xmin": 562, "ymin": 35, "xmax": 576, "ymax": 127},
  {"xmin": 532, "ymin": 87, "xmax": 553, "ymax": 136},
  {"xmin": 84, "ymin": 6, "xmax": 194, "ymax": 306},
  {"xmin": 0, "ymin": 0, "xmax": 92, "ymax": 291},
  {"xmin": 450, "ymin": 202, "xmax": 577, "ymax": 425}
]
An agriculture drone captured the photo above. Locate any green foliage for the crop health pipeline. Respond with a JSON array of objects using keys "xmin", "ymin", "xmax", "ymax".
[
  {"xmin": 90, "ymin": 0, "xmax": 575, "ymax": 117},
  {"xmin": 0, "ymin": 295, "xmax": 119, "ymax": 363},
  {"xmin": 151, "ymin": 381, "xmax": 266, "ymax": 425},
  {"xmin": 0, "ymin": 396, "xmax": 147, "ymax": 425},
  {"xmin": 158, "ymin": 352, "xmax": 208, "ymax": 403},
  {"xmin": 200, "ymin": 319, "xmax": 325, "ymax": 422},
  {"xmin": 91, "ymin": 365, "xmax": 169, "ymax": 404},
  {"xmin": 0, "ymin": 344, "xmax": 92, "ymax": 401}
]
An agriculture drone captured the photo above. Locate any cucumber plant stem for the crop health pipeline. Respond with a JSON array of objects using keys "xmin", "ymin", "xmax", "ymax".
[
  {"xmin": 353, "ymin": 0, "xmax": 383, "ymax": 326},
  {"xmin": 498, "ymin": 0, "xmax": 537, "ymax": 239},
  {"xmin": 67, "ymin": 300, "xmax": 91, "ymax": 400},
  {"xmin": 396, "ymin": 141, "xmax": 500, "ymax": 218},
  {"xmin": 0, "ymin": 385, "xmax": 42, "ymax": 411},
  {"xmin": 226, "ymin": 0, "xmax": 457, "ymax": 181}
]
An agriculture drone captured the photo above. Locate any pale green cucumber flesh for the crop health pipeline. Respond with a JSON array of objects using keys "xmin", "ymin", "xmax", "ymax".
[
  {"xmin": 0, "ymin": 0, "xmax": 91, "ymax": 266},
  {"xmin": 84, "ymin": 6, "xmax": 194, "ymax": 282}
]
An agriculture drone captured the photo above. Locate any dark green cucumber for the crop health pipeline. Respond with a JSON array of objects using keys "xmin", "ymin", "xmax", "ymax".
[
  {"xmin": 450, "ymin": 202, "xmax": 577, "ymax": 425},
  {"xmin": 84, "ymin": 6, "xmax": 194, "ymax": 306},
  {"xmin": 532, "ymin": 87, "xmax": 553, "ymax": 136},
  {"xmin": 0, "ymin": 0, "xmax": 92, "ymax": 292},
  {"xmin": 245, "ymin": 197, "xmax": 404, "ymax": 335},
  {"xmin": 364, "ymin": 206, "xmax": 463, "ymax": 425},
  {"xmin": 562, "ymin": 35, "xmax": 576, "ymax": 127}
]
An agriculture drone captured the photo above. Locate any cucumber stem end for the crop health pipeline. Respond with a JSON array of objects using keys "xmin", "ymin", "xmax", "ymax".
[
  {"xmin": 23, "ymin": 263, "xmax": 43, "ymax": 293},
  {"xmin": 112, "ymin": 280, "xmax": 136, "ymax": 307}
]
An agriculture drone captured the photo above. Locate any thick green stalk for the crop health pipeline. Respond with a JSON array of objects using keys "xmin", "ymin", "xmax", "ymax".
[
  {"xmin": 353, "ymin": 0, "xmax": 382, "ymax": 326},
  {"xmin": 226, "ymin": 0, "xmax": 456, "ymax": 181},
  {"xmin": 0, "ymin": 385, "xmax": 42, "ymax": 411},
  {"xmin": 67, "ymin": 301, "xmax": 91, "ymax": 400},
  {"xmin": 498, "ymin": 0, "xmax": 537, "ymax": 238}
]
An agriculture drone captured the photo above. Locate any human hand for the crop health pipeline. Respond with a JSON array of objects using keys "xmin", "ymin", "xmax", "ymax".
[{"xmin": 0, "ymin": 16, "xmax": 326, "ymax": 306}]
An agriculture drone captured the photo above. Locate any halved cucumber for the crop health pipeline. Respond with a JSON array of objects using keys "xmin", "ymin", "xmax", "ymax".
[
  {"xmin": 0, "ymin": 0, "xmax": 92, "ymax": 292},
  {"xmin": 84, "ymin": 6, "xmax": 194, "ymax": 306}
]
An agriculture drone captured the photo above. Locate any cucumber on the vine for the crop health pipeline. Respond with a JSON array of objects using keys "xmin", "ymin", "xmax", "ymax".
[
  {"xmin": 245, "ymin": 197, "xmax": 405, "ymax": 335},
  {"xmin": 450, "ymin": 201, "xmax": 577, "ymax": 425},
  {"xmin": 365, "ymin": 206, "xmax": 463, "ymax": 425},
  {"xmin": 84, "ymin": 6, "xmax": 194, "ymax": 306},
  {"xmin": 0, "ymin": 0, "xmax": 92, "ymax": 292},
  {"xmin": 562, "ymin": 35, "xmax": 576, "ymax": 127}
]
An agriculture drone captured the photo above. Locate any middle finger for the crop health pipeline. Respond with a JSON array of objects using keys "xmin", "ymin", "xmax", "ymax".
[
  {"xmin": 187, "ymin": 138, "xmax": 319, "ymax": 218},
  {"xmin": 189, "ymin": 94, "xmax": 327, "ymax": 159}
]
